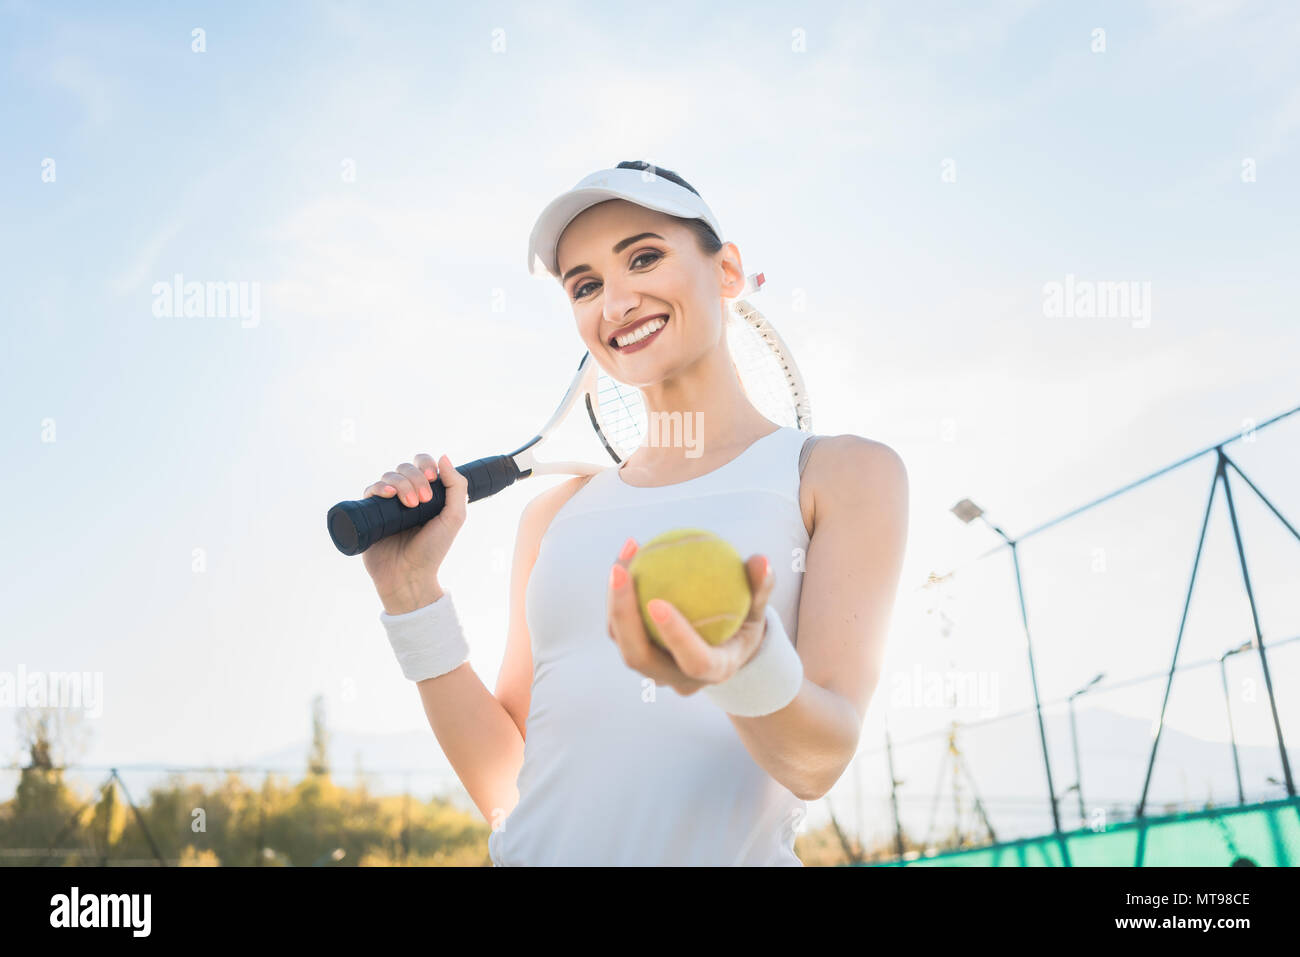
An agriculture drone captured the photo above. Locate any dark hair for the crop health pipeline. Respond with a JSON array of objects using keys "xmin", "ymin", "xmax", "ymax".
[{"xmin": 615, "ymin": 160, "xmax": 725, "ymax": 259}]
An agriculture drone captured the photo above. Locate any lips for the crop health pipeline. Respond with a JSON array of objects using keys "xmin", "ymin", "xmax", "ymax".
[{"xmin": 609, "ymin": 313, "xmax": 669, "ymax": 351}]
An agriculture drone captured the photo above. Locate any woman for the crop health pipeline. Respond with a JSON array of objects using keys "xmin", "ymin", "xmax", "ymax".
[{"xmin": 360, "ymin": 161, "xmax": 909, "ymax": 865}]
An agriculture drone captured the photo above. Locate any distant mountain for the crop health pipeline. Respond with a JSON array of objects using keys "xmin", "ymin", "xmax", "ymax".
[
  {"xmin": 248, "ymin": 728, "xmax": 455, "ymax": 776},
  {"xmin": 245, "ymin": 728, "xmax": 470, "ymax": 806}
]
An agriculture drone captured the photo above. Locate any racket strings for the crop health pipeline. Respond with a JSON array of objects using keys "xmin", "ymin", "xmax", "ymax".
[
  {"xmin": 726, "ymin": 319, "xmax": 800, "ymax": 431},
  {"xmin": 595, "ymin": 375, "xmax": 645, "ymax": 457}
]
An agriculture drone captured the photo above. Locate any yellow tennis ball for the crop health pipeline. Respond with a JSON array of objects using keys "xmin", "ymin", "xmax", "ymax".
[{"xmin": 628, "ymin": 528, "xmax": 753, "ymax": 648}]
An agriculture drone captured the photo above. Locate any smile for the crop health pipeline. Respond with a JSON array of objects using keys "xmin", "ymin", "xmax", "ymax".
[{"xmin": 610, "ymin": 314, "xmax": 668, "ymax": 352}]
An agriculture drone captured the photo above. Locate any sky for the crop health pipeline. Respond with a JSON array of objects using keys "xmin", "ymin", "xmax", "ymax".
[{"xmin": 2, "ymin": 0, "xmax": 1298, "ymax": 843}]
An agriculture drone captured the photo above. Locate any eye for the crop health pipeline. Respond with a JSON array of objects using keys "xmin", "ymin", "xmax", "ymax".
[
  {"xmin": 571, "ymin": 249, "xmax": 663, "ymax": 301},
  {"xmin": 630, "ymin": 249, "xmax": 661, "ymax": 269}
]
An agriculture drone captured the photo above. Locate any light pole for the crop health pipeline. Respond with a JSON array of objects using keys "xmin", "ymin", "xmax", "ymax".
[
  {"xmin": 1219, "ymin": 639, "xmax": 1254, "ymax": 806},
  {"xmin": 950, "ymin": 498, "xmax": 1068, "ymax": 859},
  {"xmin": 1067, "ymin": 673, "xmax": 1105, "ymax": 826}
]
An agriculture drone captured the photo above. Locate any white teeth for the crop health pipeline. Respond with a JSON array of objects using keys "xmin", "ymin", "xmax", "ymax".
[{"xmin": 615, "ymin": 316, "xmax": 666, "ymax": 348}]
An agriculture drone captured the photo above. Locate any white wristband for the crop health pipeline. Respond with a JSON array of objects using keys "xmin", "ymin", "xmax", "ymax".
[
  {"xmin": 704, "ymin": 605, "xmax": 804, "ymax": 717},
  {"xmin": 379, "ymin": 590, "xmax": 470, "ymax": 682}
]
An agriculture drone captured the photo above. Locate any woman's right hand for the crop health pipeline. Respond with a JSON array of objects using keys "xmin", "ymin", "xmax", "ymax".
[{"xmin": 360, "ymin": 452, "xmax": 469, "ymax": 615}]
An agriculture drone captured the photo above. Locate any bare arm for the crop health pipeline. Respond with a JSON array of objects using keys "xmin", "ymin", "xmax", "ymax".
[
  {"xmin": 403, "ymin": 475, "xmax": 591, "ymax": 826},
  {"xmin": 727, "ymin": 436, "xmax": 910, "ymax": 800},
  {"xmin": 409, "ymin": 662, "xmax": 522, "ymax": 829}
]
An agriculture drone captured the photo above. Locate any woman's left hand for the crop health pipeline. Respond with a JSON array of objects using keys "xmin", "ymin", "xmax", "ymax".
[{"xmin": 606, "ymin": 538, "xmax": 776, "ymax": 697}]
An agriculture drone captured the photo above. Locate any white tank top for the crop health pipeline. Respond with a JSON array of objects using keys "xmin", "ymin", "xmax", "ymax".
[{"xmin": 488, "ymin": 424, "xmax": 818, "ymax": 866}]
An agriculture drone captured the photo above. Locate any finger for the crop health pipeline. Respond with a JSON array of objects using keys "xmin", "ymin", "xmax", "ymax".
[
  {"xmin": 381, "ymin": 470, "xmax": 419, "ymax": 508},
  {"xmin": 605, "ymin": 556, "xmax": 676, "ymax": 676},
  {"xmin": 608, "ymin": 537, "xmax": 639, "ymax": 625},
  {"xmin": 669, "ymin": 677, "xmax": 707, "ymax": 697},
  {"xmin": 607, "ymin": 561, "xmax": 661, "ymax": 670},
  {"xmin": 742, "ymin": 554, "xmax": 775, "ymax": 626},
  {"xmin": 362, "ymin": 481, "xmax": 399, "ymax": 500},
  {"xmin": 396, "ymin": 462, "xmax": 432, "ymax": 503},
  {"xmin": 413, "ymin": 452, "xmax": 439, "ymax": 484},
  {"xmin": 607, "ymin": 556, "xmax": 692, "ymax": 687},
  {"xmin": 434, "ymin": 455, "xmax": 469, "ymax": 523},
  {"xmin": 646, "ymin": 599, "xmax": 715, "ymax": 681}
]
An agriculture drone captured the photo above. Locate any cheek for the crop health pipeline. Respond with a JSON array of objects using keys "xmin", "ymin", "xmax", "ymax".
[{"xmin": 575, "ymin": 309, "xmax": 601, "ymax": 347}]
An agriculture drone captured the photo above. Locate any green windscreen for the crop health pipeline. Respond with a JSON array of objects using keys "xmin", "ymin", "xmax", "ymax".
[{"xmin": 857, "ymin": 796, "xmax": 1300, "ymax": 867}]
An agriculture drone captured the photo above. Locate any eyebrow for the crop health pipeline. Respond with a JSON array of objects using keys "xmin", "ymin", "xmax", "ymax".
[{"xmin": 561, "ymin": 233, "xmax": 665, "ymax": 284}]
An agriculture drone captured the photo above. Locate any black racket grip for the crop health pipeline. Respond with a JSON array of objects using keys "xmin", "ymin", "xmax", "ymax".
[{"xmin": 327, "ymin": 454, "xmax": 522, "ymax": 556}]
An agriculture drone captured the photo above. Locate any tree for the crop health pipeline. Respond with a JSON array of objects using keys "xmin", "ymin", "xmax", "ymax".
[
  {"xmin": 3, "ymin": 708, "xmax": 90, "ymax": 860},
  {"xmin": 307, "ymin": 695, "xmax": 330, "ymax": 778}
]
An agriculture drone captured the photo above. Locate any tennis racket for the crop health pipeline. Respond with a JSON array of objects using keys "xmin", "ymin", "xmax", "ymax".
[{"xmin": 327, "ymin": 272, "xmax": 811, "ymax": 555}]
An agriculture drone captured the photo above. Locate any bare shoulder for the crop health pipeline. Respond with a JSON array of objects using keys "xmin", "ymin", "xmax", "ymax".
[
  {"xmin": 806, "ymin": 433, "xmax": 907, "ymax": 484},
  {"xmin": 517, "ymin": 472, "xmax": 599, "ymax": 546},
  {"xmin": 802, "ymin": 434, "xmax": 908, "ymax": 533}
]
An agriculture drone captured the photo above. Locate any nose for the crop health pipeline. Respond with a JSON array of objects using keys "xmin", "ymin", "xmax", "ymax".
[{"xmin": 601, "ymin": 276, "xmax": 642, "ymax": 329}]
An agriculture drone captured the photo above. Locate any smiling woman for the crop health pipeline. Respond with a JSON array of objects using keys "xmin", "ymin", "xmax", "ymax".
[{"xmin": 357, "ymin": 160, "xmax": 909, "ymax": 867}]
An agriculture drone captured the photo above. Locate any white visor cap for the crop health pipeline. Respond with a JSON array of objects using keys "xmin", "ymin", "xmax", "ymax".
[{"xmin": 527, "ymin": 164, "xmax": 725, "ymax": 281}]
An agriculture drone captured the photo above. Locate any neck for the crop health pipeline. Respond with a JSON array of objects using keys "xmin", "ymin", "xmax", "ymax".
[{"xmin": 624, "ymin": 336, "xmax": 774, "ymax": 474}]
